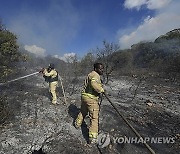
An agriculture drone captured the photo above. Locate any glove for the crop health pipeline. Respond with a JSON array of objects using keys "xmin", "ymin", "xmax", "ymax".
[
  {"xmin": 102, "ymin": 89, "xmax": 106, "ymax": 95},
  {"xmin": 39, "ymin": 68, "xmax": 45, "ymax": 73},
  {"xmin": 99, "ymin": 89, "xmax": 105, "ymax": 98}
]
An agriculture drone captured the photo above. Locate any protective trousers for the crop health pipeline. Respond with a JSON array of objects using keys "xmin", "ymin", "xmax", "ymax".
[
  {"xmin": 75, "ymin": 96, "xmax": 99, "ymax": 139},
  {"xmin": 49, "ymin": 81, "xmax": 58, "ymax": 104}
]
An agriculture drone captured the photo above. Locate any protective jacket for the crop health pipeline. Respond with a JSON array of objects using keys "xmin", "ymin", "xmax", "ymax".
[
  {"xmin": 81, "ymin": 71, "xmax": 104, "ymax": 100},
  {"xmin": 43, "ymin": 69, "xmax": 58, "ymax": 83}
]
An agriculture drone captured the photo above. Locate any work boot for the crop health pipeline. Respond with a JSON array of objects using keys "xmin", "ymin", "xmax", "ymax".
[{"xmin": 52, "ymin": 101, "xmax": 57, "ymax": 105}]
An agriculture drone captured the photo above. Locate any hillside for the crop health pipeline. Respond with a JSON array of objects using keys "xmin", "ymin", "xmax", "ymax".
[
  {"xmin": 155, "ymin": 29, "xmax": 180, "ymax": 43},
  {"xmin": 0, "ymin": 26, "xmax": 180, "ymax": 154},
  {"xmin": 0, "ymin": 68, "xmax": 179, "ymax": 154},
  {"xmin": 109, "ymin": 28, "xmax": 180, "ymax": 78}
]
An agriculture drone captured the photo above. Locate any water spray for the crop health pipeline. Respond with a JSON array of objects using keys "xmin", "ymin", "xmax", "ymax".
[{"xmin": 0, "ymin": 72, "xmax": 39, "ymax": 86}]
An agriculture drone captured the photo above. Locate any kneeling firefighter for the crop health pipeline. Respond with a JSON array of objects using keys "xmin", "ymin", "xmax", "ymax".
[
  {"xmin": 40, "ymin": 63, "xmax": 58, "ymax": 104},
  {"xmin": 74, "ymin": 63, "xmax": 105, "ymax": 144}
]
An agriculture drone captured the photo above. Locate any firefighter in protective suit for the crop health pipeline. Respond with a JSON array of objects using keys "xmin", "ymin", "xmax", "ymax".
[
  {"xmin": 74, "ymin": 63, "xmax": 105, "ymax": 144},
  {"xmin": 41, "ymin": 63, "xmax": 58, "ymax": 104}
]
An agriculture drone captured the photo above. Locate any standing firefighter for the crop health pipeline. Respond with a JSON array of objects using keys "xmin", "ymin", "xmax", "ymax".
[
  {"xmin": 74, "ymin": 63, "xmax": 105, "ymax": 144},
  {"xmin": 40, "ymin": 63, "xmax": 58, "ymax": 105}
]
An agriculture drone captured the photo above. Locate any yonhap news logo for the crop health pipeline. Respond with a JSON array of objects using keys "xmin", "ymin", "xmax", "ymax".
[
  {"xmin": 112, "ymin": 136, "xmax": 175, "ymax": 144},
  {"xmin": 97, "ymin": 133, "xmax": 175, "ymax": 148}
]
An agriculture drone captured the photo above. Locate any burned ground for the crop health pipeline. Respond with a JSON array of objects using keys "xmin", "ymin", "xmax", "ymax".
[{"xmin": 0, "ymin": 72, "xmax": 179, "ymax": 154}]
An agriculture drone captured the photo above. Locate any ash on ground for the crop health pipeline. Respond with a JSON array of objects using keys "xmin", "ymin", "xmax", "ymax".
[{"xmin": 0, "ymin": 74, "xmax": 179, "ymax": 154}]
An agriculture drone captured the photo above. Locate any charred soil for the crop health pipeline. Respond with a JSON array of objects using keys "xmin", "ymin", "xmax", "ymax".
[{"xmin": 0, "ymin": 73, "xmax": 179, "ymax": 154}]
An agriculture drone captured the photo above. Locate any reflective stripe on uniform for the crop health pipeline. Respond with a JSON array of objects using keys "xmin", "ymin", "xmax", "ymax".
[
  {"xmin": 89, "ymin": 132, "xmax": 98, "ymax": 138},
  {"xmin": 91, "ymin": 78, "xmax": 98, "ymax": 82},
  {"xmin": 82, "ymin": 92, "xmax": 99, "ymax": 100},
  {"xmin": 76, "ymin": 118, "xmax": 82, "ymax": 124},
  {"xmin": 75, "ymin": 118, "xmax": 82, "ymax": 127}
]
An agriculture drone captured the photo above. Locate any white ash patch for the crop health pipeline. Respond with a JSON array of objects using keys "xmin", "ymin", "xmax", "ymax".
[
  {"xmin": 106, "ymin": 79, "xmax": 133, "ymax": 90},
  {"xmin": 1, "ymin": 137, "xmax": 20, "ymax": 148}
]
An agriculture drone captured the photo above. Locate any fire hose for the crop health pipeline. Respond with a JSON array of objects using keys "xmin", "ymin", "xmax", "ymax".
[
  {"xmin": 0, "ymin": 72, "xmax": 39, "ymax": 86},
  {"xmin": 0, "ymin": 72, "xmax": 155, "ymax": 153},
  {"xmin": 103, "ymin": 92, "xmax": 156, "ymax": 154},
  {"xmin": 58, "ymin": 73, "xmax": 67, "ymax": 105},
  {"xmin": 0, "ymin": 72, "xmax": 67, "ymax": 105}
]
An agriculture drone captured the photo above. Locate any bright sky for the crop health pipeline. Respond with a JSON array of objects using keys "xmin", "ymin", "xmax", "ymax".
[{"xmin": 0, "ymin": 0, "xmax": 180, "ymax": 59}]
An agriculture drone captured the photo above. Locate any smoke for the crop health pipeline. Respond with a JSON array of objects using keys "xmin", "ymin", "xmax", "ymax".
[
  {"xmin": 119, "ymin": 0, "xmax": 180, "ymax": 49},
  {"xmin": 8, "ymin": 0, "xmax": 80, "ymax": 55},
  {"xmin": 24, "ymin": 45, "xmax": 46, "ymax": 57},
  {"xmin": 124, "ymin": 0, "xmax": 172, "ymax": 10},
  {"xmin": 53, "ymin": 52, "xmax": 76, "ymax": 62}
]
